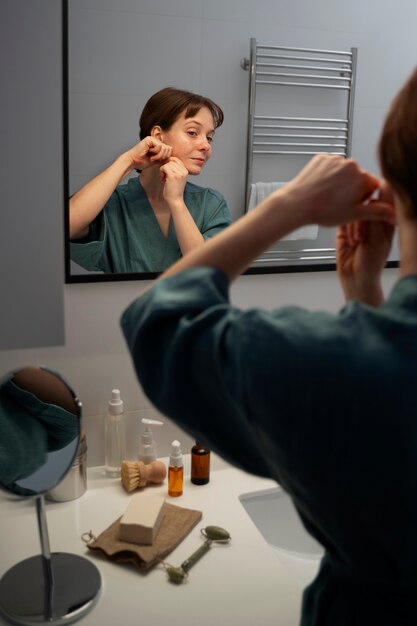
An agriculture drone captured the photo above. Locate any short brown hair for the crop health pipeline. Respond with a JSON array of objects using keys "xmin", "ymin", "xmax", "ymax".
[
  {"xmin": 379, "ymin": 67, "xmax": 417, "ymax": 218},
  {"xmin": 139, "ymin": 87, "xmax": 224, "ymax": 140}
]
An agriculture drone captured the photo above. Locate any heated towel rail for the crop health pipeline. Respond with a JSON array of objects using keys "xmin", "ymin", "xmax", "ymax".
[{"xmin": 242, "ymin": 39, "xmax": 358, "ymax": 271}]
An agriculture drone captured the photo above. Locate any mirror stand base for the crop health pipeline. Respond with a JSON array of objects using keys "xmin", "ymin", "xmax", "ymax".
[{"xmin": 0, "ymin": 553, "xmax": 101, "ymax": 626}]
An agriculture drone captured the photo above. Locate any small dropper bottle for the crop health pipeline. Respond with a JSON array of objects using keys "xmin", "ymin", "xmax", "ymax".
[
  {"xmin": 168, "ymin": 440, "xmax": 183, "ymax": 497},
  {"xmin": 191, "ymin": 441, "xmax": 210, "ymax": 485},
  {"xmin": 105, "ymin": 389, "xmax": 126, "ymax": 478}
]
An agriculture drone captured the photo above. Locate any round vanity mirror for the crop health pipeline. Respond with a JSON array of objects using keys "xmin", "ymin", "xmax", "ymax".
[
  {"xmin": 0, "ymin": 366, "xmax": 101, "ymax": 626},
  {"xmin": 0, "ymin": 366, "xmax": 81, "ymax": 496}
]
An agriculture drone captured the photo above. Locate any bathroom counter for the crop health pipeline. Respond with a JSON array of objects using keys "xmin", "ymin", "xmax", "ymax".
[{"xmin": 0, "ymin": 455, "xmax": 320, "ymax": 626}]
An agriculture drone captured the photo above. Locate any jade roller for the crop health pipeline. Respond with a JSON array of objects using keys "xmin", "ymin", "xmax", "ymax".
[{"xmin": 166, "ymin": 525, "xmax": 231, "ymax": 584}]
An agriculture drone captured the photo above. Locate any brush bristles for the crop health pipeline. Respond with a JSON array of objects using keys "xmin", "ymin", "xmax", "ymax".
[{"xmin": 121, "ymin": 460, "xmax": 141, "ymax": 492}]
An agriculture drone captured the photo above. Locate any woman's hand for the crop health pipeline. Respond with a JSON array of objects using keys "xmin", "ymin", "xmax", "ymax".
[
  {"xmin": 283, "ymin": 155, "xmax": 396, "ymax": 227},
  {"xmin": 70, "ymin": 136, "xmax": 173, "ymax": 239},
  {"xmin": 155, "ymin": 155, "xmax": 396, "ymax": 286},
  {"xmin": 128, "ymin": 137, "xmax": 172, "ymax": 171},
  {"xmin": 336, "ymin": 211, "xmax": 395, "ymax": 307},
  {"xmin": 159, "ymin": 157, "xmax": 189, "ymax": 206}
]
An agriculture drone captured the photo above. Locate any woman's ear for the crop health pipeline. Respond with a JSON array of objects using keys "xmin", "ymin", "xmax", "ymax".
[
  {"xmin": 380, "ymin": 179, "xmax": 395, "ymax": 206},
  {"xmin": 151, "ymin": 125, "xmax": 163, "ymax": 140}
]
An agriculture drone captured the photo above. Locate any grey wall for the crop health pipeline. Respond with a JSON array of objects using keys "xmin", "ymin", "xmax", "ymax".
[
  {"xmin": 0, "ymin": 0, "xmax": 65, "ymax": 349},
  {"xmin": 0, "ymin": 0, "xmax": 413, "ymax": 464}
]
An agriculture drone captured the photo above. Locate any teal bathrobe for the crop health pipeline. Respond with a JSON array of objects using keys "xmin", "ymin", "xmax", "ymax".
[
  {"xmin": 0, "ymin": 379, "xmax": 79, "ymax": 490},
  {"xmin": 70, "ymin": 178, "xmax": 232, "ymax": 273},
  {"xmin": 121, "ymin": 266, "xmax": 417, "ymax": 626}
]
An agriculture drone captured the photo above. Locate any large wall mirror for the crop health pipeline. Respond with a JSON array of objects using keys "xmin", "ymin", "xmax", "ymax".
[{"xmin": 65, "ymin": 0, "xmax": 404, "ymax": 284}]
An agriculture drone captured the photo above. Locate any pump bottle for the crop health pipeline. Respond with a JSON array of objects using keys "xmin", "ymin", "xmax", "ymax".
[
  {"xmin": 168, "ymin": 440, "xmax": 183, "ymax": 497},
  {"xmin": 138, "ymin": 418, "xmax": 163, "ymax": 464},
  {"xmin": 105, "ymin": 389, "xmax": 126, "ymax": 477}
]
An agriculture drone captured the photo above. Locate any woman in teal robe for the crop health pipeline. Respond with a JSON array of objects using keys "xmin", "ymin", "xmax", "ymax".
[
  {"xmin": 70, "ymin": 87, "xmax": 232, "ymax": 274},
  {"xmin": 70, "ymin": 178, "xmax": 230, "ymax": 273},
  {"xmin": 120, "ymin": 69, "xmax": 417, "ymax": 625}
]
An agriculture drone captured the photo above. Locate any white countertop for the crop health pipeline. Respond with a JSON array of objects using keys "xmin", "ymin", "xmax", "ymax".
[{"xmin": 0, "ymin": 455, "xmax": 319, "ymax": 626}]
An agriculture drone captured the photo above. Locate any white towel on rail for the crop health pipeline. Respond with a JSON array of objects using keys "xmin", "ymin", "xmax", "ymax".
[{"xmin": 248, "ymin": 182, "xmax": 319, "ymax": 241}]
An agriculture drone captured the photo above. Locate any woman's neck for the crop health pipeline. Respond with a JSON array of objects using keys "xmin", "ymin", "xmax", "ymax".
[
  {"xmin": 398, "ymin": 213, "xmax": 417, "ymax": 278},
  {"xmin": 139, "ymin": 166, "xmax": 165, "ymax": 201}
]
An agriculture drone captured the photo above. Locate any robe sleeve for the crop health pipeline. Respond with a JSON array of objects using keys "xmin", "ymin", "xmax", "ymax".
[{"xmin": 121, "ymin": 266, "xmax": 271, "ymax": 477}]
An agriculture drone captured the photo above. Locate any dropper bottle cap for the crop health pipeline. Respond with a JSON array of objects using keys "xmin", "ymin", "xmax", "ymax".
[
  {"xmin": 108, "ymin": 389, "xmax": 124, "ymax": 415},
  {"xmin": 169, "ymin": 440, "xmax": 183, "ymax": 468}
]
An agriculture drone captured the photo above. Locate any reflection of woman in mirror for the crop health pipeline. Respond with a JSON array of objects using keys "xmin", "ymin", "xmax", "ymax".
[
  {"xmin": 0, "ymin": 367, "xmax": 79, "ymax": 489},
  {"xmin": 69, "ymin": 88, "xmax": 232, "ymax": 273}
]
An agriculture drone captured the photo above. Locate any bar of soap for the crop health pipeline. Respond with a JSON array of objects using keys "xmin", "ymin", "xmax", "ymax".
[{"xmin": 119, "ymin": 494, "xmax": 166, "ymax": 545}]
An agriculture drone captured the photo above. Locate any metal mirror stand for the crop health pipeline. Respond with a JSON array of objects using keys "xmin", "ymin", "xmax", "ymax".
[
  {"xmin": 0, "ymin": 366, "xmax": 101, "ymax": 626},
  {"xmin": 0, "ymin": 496, "xmax": 101, "ymax": 626}
]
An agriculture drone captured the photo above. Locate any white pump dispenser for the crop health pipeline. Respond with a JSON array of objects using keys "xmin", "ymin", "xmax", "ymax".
[{"xmin": 138, "ymin": 417, "xmax": 164, "ymax": 464}]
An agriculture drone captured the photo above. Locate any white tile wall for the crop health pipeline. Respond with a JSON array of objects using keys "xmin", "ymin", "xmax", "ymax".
[
  {"xmin": 68, "ymin": 0, "xmax": 417, "ymax": 219},
  {"xmin": 69, "ymin": 9, "xmax": 203, "ymax": 95}
]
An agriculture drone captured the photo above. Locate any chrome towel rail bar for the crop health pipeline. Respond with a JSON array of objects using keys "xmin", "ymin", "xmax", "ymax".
[{"xmin": 241, "ymin": 38, "xmax": 357, "ymax": 268}]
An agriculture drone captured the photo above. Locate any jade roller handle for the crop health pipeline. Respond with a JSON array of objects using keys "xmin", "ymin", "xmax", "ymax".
[
  {"xmin": 180, "ymin": 540, "xmax": 212, "ymax": 572},
  {"xmin": 181, "ymin": 526, "xmax": 231, "ymax": 571},
  {"xmin": 166, "ymin": 526, "xmax": 231, "ymax": 584}
]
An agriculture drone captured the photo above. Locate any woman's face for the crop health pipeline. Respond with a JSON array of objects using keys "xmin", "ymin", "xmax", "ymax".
[{"xmin": 155, "ymin": 106, "xmax": 215, "ymax": 175}]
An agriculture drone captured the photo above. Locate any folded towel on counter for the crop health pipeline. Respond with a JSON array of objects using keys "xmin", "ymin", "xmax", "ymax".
[{"xmin": 248, "ymin": 182, "xmax": 319, "ymax": 241}]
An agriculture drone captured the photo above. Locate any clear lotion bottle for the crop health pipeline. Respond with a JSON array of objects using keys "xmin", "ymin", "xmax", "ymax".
[
  {"xmin": 168, "ymin": 440, "xmax": 183, "ymax": 497},
  {"xmin": 105, "ymin": 389, "xmax": 126, "ymax": 477}
]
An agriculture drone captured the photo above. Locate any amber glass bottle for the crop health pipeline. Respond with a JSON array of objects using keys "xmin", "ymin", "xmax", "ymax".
[
  {"xmin": 191, "ymin": 441, "xmax": 210, "ymax": 485},
  {"xmin": 168, "ymin": 465, "xmax": 183, "ymax": 497},
  {"xmin": 168, "ymin": 440, "xmax": 183, "ymax": 497}
]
